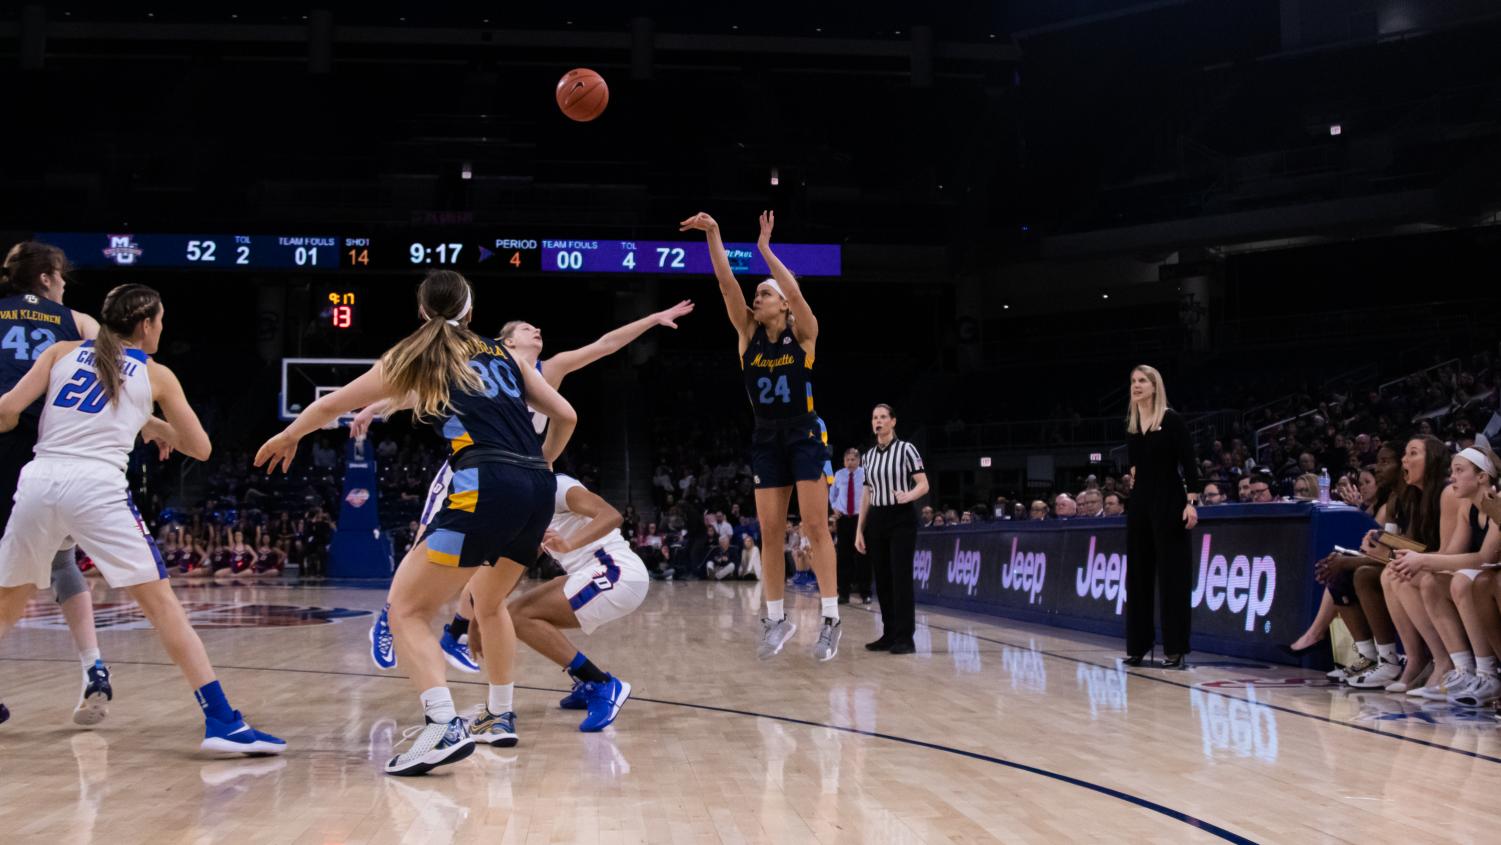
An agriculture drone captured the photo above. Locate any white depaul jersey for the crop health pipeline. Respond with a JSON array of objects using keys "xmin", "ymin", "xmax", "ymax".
[
  {"xmin": 550, "ymin": 474, "xmax": 633, "ymax": 575},
  {"xmin": 34, "ymin": 341, "xmax": 153, "ymax": 472}
]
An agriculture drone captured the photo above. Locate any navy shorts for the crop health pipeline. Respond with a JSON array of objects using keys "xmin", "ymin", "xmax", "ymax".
[
  {"xmin": 750, "ymin": 418, "xmax": 831, "ymax": 490},
  {"xmin": 424, "ymin": 464, "xmax": 555, "ymax": 568}
]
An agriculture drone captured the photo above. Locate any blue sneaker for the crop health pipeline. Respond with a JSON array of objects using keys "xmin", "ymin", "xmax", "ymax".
[
  {"xmin": 73, "ymin": 661, "xmax": 113, "ymax": 726},
  {"xmin": 440, "ymin": 625, "xmax": 481, "ymax": 674},
  {"xmin": 201, "ymin": 710, "xmax": 288, "ymax": 756},
  {"xmin": 385, "ymin": 716, "xmax": 474, "ymax": 776},
  {"xmin": 370, "ymin": 605, "xmax": 397, "ymax": 670},
  {"xmin": 579, "ymin": 676, "xmax": 632, "ymax": 733},
  {"xmin": 559, "ymin": 680, "xmax": 589, "ymax": 710},
  {"xmin": 0, "ymin": 702, "xmax": 9, "ymax": 725},
  {"xmin": 470, "ymin": 708, "xmax": 518, "ymax": 747}
]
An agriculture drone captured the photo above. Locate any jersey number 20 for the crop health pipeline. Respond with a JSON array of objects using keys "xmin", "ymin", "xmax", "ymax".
[
  {"xmin": 757, "ymin": 375, "xmax": 791, "ymax": 405},
  {"xmin": 53, "ymin": 368, "xmax": 109, "ymax": 414}
]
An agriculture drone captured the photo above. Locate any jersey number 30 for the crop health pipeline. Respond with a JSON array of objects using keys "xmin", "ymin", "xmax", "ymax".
[
  {"xmin": 53, "ymin": 368, "xmax": 109, "ymax": 414},
  {"xmin": 757, "ymin": 375, "xmax": 791, "ymax": 405},
  {"xmin": 3, "ymin": 325, "xmax": 57, "ymax": 361},
  {"xmin": 468, "ymin": 358, "xmax": 522, "ymax": 400}
]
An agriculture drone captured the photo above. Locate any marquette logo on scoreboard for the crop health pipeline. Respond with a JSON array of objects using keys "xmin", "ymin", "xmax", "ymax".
[{"xmin": 103, "ymin": 234, "xmax": 143, "ymax": 266}]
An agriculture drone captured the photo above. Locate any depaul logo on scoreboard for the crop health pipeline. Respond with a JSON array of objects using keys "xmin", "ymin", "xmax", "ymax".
[{"xmin": 103, "ymin": 234, "xmax": 143, "ymax": 266}]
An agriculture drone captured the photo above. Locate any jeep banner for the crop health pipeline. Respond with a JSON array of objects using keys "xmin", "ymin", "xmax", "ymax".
[{"xmin": 911, "ymin": 504, "xmax": 1371, "ymax": 661}]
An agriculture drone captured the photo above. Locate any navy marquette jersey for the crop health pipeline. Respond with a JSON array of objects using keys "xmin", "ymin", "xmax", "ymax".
[
  {"xmin": 0, "ymin": 293, "xmax": 81, "ymax": 423},
  {"xmin": 425, "ymin": 337, "xmax": 556, "ymax": 569},
  {"xmin": 741, "ymin": 325, "xmax": 815, "ymax": 421},
  {"xmin": 433, "ymin": 339, "xmax": 543, "ymax": 462}
]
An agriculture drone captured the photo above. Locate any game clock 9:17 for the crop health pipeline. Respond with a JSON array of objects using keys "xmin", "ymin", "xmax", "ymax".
[{"xmin": 401, "ymin": 238, "xmax": 539, "ymax": 272}]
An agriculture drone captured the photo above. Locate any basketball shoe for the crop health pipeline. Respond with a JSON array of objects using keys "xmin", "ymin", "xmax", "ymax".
[
  {"xmin": 385, "ymin": 716, "xmax": 473, "ymax": 775},
  {"xmin": 370, "ymin": 605, "xmax": 397, "ymax": 670},
  {"xmin": 73, "ymin": 660, "xmax": 113, "ymax": 726},
  {"xmin": 579, "ymin": 677, "xmax": 632, "ymax": 733},
  {"xmin": 471, "ymin": 708, "xmax": 518, "ymax": 747}
]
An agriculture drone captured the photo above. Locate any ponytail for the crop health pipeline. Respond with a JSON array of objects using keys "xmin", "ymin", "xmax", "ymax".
[
  {"xmin": 380, "ymin": 270, "xmax": 483, "ymax": 421},
  {"xmin": 95, "ymin": 284, "xmax": 162, "ymax": 407}
]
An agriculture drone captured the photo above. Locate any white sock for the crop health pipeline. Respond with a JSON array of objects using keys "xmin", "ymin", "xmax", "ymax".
[
  {"xmin": 80, "ymin": 647, "xmax": 101, "ymax": 670},
  {"xmin": 821, "ymin": 596, "xmax": 839, "ymax": 621},
  {"xmin": 1355, "ymin": 639, "xmax": 1378, "ymax": 661},
  {"xmin": 1477, "ymin": 655, "xmax": 1498, "ymax": 676},
  {"xmin": 488, "ymin": 683, "xmax": 514, "ymax": 715},
  {"xmin": 1451, "ymin": 651, "xmax": 1476, "ymax": 673},
  {"xmin": 1376, "ymin": 642, "xmax": 1398, "ymax": 662},
  {"xmin": 767, "ymin": 599, "xmax": 785, "ymax": 621},
  {"xmin": 421, "ymin": 686, "xmax": 456, "ymax": 723}
]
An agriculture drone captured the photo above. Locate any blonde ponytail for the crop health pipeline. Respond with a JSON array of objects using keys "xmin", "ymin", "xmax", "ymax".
[{"xmin": 379, "ymin": 270, "xmax": 483, "ymax": 421}]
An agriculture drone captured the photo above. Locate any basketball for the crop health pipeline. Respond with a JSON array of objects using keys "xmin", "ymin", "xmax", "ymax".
[{"xmin": 556, "ymin": 68, "xmax": 609, "ymax": 122}]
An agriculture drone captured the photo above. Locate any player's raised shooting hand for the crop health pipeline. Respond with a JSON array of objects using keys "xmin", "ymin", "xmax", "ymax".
[
  {"xmin": 678, "ymin": 212, "xmax": 719, "ymax": 233},
  {"xmin": 757, "ymin": 210, "xmax": 775, "ymax": 245}
]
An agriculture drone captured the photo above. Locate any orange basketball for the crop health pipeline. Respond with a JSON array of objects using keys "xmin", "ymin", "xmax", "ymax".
[{"xmin": 556, "ymin": 68, "xmax": 609, "ymax": 122}]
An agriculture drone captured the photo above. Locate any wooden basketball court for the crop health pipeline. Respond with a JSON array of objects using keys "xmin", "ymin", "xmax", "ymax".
[{"xmin": 2, "ymin": 580, "xmax": 1497, "ymax": 843}]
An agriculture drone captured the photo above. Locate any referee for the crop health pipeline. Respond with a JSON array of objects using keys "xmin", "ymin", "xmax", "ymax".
[{"xmin": 856, "ymin": 404, "xmax": 929, "ymax": 655}]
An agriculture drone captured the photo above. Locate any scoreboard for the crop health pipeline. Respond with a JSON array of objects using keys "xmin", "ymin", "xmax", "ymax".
[{"xmin": 34, "ymin": 231, "xmax": 842, "ymax": 277}]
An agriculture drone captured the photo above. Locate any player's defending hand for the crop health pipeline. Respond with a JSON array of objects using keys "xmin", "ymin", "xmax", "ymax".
[
  {"xmin": 254, "ymin": 432, "xmax": 300, "ymax": 475},
  {"xmin": 348, "ymin": 406, "xmax": 376, "ymax": 440},
  {"xmin": 141, "ymin": 417, "xmax": 176, "ymax": 461},
  {"xmin": 757, "ymin": 210, "xmax": 774, "ymax": 245},
  {"xmin": 541, "ymin": 528, "xmax": 572, "ymax": 557},
  {"xmin": 678, "ymin": 212, "xmax": 718, "ymax": 233},
  {"xmin": 653, "ymin": 300, "xmax": 695, "ymax": 329}
]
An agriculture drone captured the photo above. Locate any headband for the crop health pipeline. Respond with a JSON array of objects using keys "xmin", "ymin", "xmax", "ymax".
[
  {"xmin": 1457, "ymin": 447, "xmax": 1496, "ymax": 478},
  {"xmin": 756, "ymin": 278, "xmax": 786, "ymax": 300},
  {"xmin": 444, "ymin": 289, "xmax": 473, "ymax": 326}
]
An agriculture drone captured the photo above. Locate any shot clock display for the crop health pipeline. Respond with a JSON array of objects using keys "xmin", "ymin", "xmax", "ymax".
[
  {"xmin": 325, "ymin": 290, "xmax": 357, "ymax": 330},
  {"xmin": 31, "ymin": 231, "xmax": 839, "ymax": 276}
]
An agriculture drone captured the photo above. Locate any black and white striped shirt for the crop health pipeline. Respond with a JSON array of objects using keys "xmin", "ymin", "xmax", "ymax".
[{"xmin": 863, "ymin": 438, "xmax": 925, "ymax": 507}]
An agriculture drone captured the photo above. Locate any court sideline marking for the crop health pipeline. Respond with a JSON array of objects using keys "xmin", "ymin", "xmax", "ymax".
[
  {"xmin": 876, "ymin": 603, "xmax": 1501, "ymax": 765},
  {"xmin": 0, "ymin": 653, "xmax": 1255, "ymax": 844}
]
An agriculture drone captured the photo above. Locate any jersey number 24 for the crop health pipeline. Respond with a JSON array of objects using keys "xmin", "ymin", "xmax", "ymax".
[{"xmin": 757, "ymin": 375, "xmax": 791, "ymax": 405}]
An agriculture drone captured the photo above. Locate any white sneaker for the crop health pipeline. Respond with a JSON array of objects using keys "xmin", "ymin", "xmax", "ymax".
[
  {"xmin": 1337, "ymin": 655, "xmax": 1377, "ymax": 684},
  {"xmin": 1451, "ymin": 673, "xmax": 1501, "ymax": 707},
  {"xmin": 1421, "ymin": 669, "xmax": 1473, "ymax": 701},
  {"xmin": 757, "ymin": 617, "xmax": 797, "ymax": 660},
  {"xmin": 384, "ymin": 717, "xmax": 474, "ymax": 776},
  {"xmin": 1347, "ymin": 656, "xmax": 1402, "ymax": 689},
  {"xmin": 1385, "ymin": 661, "xmax": 1433, "ymax": 693}
]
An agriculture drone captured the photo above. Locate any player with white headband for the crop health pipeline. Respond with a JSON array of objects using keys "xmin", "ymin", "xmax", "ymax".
[
  {"xmin": 679, "ymin": 209, "xmax": 842, "ymax": 662},
  {"xmin": 1385, "ymin": 443, "xmax": 1501, "ymax": 705}
]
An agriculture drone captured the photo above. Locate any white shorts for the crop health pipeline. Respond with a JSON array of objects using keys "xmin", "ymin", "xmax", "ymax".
[
  {"xmin": 564, "ymin": 547, "xmax": 650, "ymax": 635},
  {"xmin": 0, "ymin": 460, "xmax": 165, "ymax": 590},
  {"xmin": 418, "ymin": 462, "xmax": 455, "ymax": 529}
]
